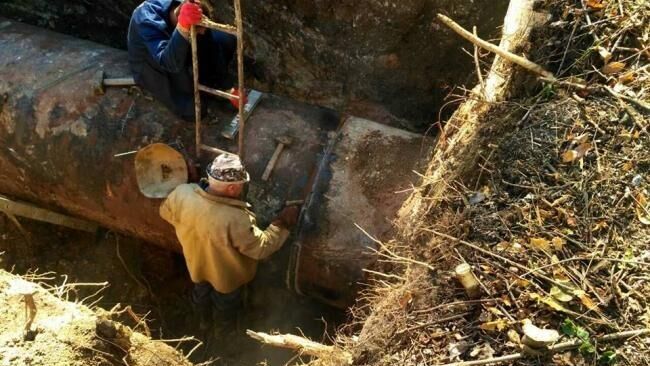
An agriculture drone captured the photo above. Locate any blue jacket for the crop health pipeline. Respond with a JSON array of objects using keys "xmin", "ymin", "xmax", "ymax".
[{"xmin": 128, "ymin": 0, "xmax": 194, "ymax": 119}]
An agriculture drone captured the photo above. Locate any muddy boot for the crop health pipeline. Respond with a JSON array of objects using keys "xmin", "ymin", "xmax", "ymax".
[
  {"xmin": 209, "ymin": 288, "xmax": 242, "ymax": 340},
  {"xmin": 191, "ymin": 283, "xmax": 216, "ymax": 331},
  {"xmin": 211, "ymin": 309, "xmax": 238, "ymax": 340}
]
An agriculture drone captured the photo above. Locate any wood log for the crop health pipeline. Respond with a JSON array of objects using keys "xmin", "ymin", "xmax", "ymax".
[{"xmin": 246, "ymin": 330, "xmax": 352, "ymax": 364}]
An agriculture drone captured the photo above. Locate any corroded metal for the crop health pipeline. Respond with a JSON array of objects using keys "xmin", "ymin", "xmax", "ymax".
[
  {"xmin": 288, "ymin": 117, "xmax": 428, "ymax": 307},
  {"xmin": 0, "ymin": 19, "xmax": 429, "ymax": 308}
]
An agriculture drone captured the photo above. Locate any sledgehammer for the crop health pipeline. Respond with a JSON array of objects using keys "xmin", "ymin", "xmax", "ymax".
[
  {"xmin": 92, "ymin": 70, "xmax": 136, "ymax": 95},
  {"xmin": 261, "ymin": 136, "xmax": 293, "ymax": 181}
]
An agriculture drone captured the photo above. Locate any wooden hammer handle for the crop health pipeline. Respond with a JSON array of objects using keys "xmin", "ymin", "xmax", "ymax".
[
  {"xmin": 103, "ymin": 77, "xmax": 136, "ymax": 87},
  {"xmin": 261, "ymin": 143, "xmax": 285, "ymax": 181}
]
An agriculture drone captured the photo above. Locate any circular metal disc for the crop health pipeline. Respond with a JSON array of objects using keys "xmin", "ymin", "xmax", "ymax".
[{"xmin": 134, "ymin": 143, "xmax": 188, "ymax": 198}]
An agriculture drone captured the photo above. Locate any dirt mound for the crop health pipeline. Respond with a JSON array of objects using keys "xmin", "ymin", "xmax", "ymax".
[
  {"xmin": 0, "ymin": 269, "xmax": 193, "ymax": 366},
  {"xmin": 321, "ymin": 0, "xmax": 650, "ymax": 365}
]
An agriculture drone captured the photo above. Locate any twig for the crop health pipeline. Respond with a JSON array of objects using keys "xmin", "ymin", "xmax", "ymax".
[
  {"xmin": 396, "ymin": 311, "xmax": 472, "ymax": 335},
  {"xmin": 424, "ymin": 229, "xmax": 591, "ymax": 295},
  {"xmin": 473, "ymin": 26, "xmax": 486, "ymax": 99},
  {"xmin": 356, "ymin": 223, "xmax": 436, "ymax": 271},
  {"xmin": 435, "ymin": 328, "xmax": 650, "ymax": 366},
  {"xmin": 246, "ymin": 330, "xmax": 352, "ymax": 364},
  {"xmin": 437, "ymin": 14, "xmax": 556, "ymax": 80}
]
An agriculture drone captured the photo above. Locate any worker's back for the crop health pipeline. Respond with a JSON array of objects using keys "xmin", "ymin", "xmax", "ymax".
[{"xmin": 160, "ymin": 183, "xmax": 262, "ymax": 293}]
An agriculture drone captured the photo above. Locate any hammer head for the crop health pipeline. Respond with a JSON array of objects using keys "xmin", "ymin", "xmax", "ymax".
[
  {"xmin": 276, "ymin": 136, "xmax": 293, "ymax": 146},
  {"xmin": 92, "ymin": 70, "xmax": 105, "ymax": 96}
]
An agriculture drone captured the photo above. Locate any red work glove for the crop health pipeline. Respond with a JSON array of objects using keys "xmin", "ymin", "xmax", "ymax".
[
  {"xmin": 177, "ymin": 2, "xmax": 203, "ymax": 32},
  {"xmin": 229, "ymin": 88, "xmax": 248, "ymax": 110}
]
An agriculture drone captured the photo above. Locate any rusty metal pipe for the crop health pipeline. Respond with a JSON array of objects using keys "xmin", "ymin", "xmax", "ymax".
[{"xmin": 0, "ymin": 19, "xmax": 429, "ymax": 308}]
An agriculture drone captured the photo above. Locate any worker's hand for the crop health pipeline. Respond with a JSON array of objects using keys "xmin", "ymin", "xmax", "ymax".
[
  {"xmin": 272, "ymin": 206, "xmax": 300, "ymax": 229},
  {"xmin": 177, "ymin": 1, "xmax": 203, "ymax": 32},
  {"xmin": 229, "ymin": 88, "xmax": 248, "ymax": 110}
]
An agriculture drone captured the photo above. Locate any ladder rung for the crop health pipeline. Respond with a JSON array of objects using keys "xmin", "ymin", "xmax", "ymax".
[
  {"xmin": 198, "ymin": 84, "xmax": 239, "ymax": 100},
  {"xmin": 198, "ymin": 18, "xmax": 238, "ymax": 36},
  {"xmin": 200, "ymin": 144, "xmax": 233, "ymax": 155}
]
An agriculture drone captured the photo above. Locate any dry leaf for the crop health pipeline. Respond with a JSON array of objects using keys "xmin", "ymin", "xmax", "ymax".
[
  {"xmin": 635, "ymin": 193, "xmax": 650, "ymax": 225},
  {"xmin": 550, "ymin": 286, "xmax": 574, "ymax": 302},
  {"xmin": 574, "ymin": 290, "xmax": 599, "ymax": 311},
  {"xmin": 623, "ymin": 162, "xmax": 634, "ymax": 172},
  {"xmin": 487, "ymin": 307, "xmax": 504, "ymax": 316},
  {"xmin": 592, "ymin": 220, "xmax": 608, "ymax": 232},
  {"xmin": 602, "ymin": 61, "xmax": 626, "ymax": 75},
  {"xmin": 530, "ymin": 237, "xmax": 552, "ymax": 252},
  {"xmin": 501, "ymin": 295, "xmax": 512, "ymax": 307},
  {"xmin": 575, "ymin": 143, "xmax": 592, "ymax": 156},
  {"xmin": 514, "ymin": 278, "xmax": 531, "ymax": 288},
  {"xmin": 552, "ymin": 237, "xmax": 566, "ymax": 251},
  {"xmin": 562, "ymin": 143, "xmax": 591, "ymax": 163},
  {"xmin": 398, "ymin": 292, "xmax": 413, "ymax": 309},
  {"xmin": 618, "ymin": 71, "xmax": 636, "ymax": 84},
  {"xmin": 530, "ymin": 293, "xmax": 571, "ymax": 313},
  {"xmin": 574, "ymin": 133, "xmax": 590, "ymax": 145},
  {"xmin": 585, "ymin": 0, "xmax": 606, "ymax": 10},
  {"xmin": 495, "ymin": 241, "xmax": 510, "ymax": 251},
  {"xmin": 596, "ymin": 46, "xmax": 612, "ymax": 63},
  {"xmin": 507, "ymin": 329, "xmax": 521, "ymax": 344},
  {"xmin": 562, "ymin": 150, "xmax": 579, "ymax": 163},
  {"xmin": 480, "ymin": 319, "xmax": 509, "ymax": 332}
]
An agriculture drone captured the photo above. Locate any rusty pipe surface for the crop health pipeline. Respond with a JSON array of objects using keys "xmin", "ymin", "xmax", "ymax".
[{"xmin": 0, "ymin": 19, "xmax": 430, "ymax": 308}]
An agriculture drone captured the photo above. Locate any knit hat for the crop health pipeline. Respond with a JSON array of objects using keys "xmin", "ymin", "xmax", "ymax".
[{"xmin": 206, "ymin": 154, "xmax": 249, "ymax": 183}]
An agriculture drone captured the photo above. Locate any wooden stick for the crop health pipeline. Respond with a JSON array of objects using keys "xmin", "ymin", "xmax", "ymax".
[
  {"xmin": 190, "ymin": 25, "xmax": 202, "ymax": 158},
  {"xmin": 0, "ymin": 195, "xmax": 97, "ymax": 233},
  {"xmin": 23, "ymin": 294, "xmax": 37, "ymax": 336},
  {"xmin": 472, "ymin": 26, "xmax": 486, "ymax": 99},
  {"xmin": 197, "ymin": 84, "xmax": 239, "ymax": 100},
  {"xmin": 436, "ymin": 329, "xmax": 650, "ymax": 366},
  {"xmin": 234, "ymin": 0, "xmax": 246, "ymax": 160},
  {"xmin": 437, "ymin": 13, "xmax": 556, "ymax": 80},
  {"xmin": 246, "ymin": 330, "xmax": 352, "ymax": 363},
  {"xmin": 261, "ymin": 144, "xmax": 285, "ymax": 181},
  {"xmin": 199, "ymin": 144, "xmax": 232, "ymax": 156},
  {"xmin": 198, "ymin": 17, "xmax": 237, "ymax": 35},
  {"xmin": 103, "ymin": 77, "xmax": 135, "ymax": 87}
]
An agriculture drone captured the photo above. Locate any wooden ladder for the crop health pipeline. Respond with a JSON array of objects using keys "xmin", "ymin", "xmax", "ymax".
[{"xmin": 190, "ymin": 0, "xmax": 245, "ymax": 159}]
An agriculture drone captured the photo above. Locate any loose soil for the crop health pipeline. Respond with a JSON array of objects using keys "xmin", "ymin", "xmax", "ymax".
[{"xmin": 0, "ymin": 216, "xmax": 344, "ymax": 365}]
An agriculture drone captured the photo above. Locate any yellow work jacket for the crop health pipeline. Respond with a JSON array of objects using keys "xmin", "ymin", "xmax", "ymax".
[{"xmin": 160, "ymin": 184, "xmax": 289, "ymax": 293}]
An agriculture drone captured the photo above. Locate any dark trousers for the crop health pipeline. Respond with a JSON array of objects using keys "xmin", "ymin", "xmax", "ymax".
[
  {"xmin": 197, "ymin": 30, "xmax": 237, "ymax": 91},
  {"xmin": 170, "ymin": 30, "xmax": 237, "ymax": 120},
  {"xmin": 192, "ymin": 282, "xmax": 242, "ymax": 313}
]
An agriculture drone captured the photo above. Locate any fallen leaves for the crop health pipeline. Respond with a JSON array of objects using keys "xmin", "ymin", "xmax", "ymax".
[
  {"xmin": 585, "ymin": 0, "xmax": 606, "ymax": 10},
  {"xmin": 530, "ymin": 293, "xmax": 572, "ymax": 314},
  {"xmin": 551, "ymin": 286, "xmax": 574, "ymax": 302},
  {"xmin": 530, "ymin": 237, "xmax": 552, "ymax": 252},
  {"xmin": 602, "ymin": 61, "xmax": 626, "ymax": 75},
  {"xmin": 635, "ymin": 192, "xmax": 650, "ymax": 225},
  {"xmin": 529, "ymin": 236, "xmax": 565, "ymax": 253},
  {"xmin": 562, "ymin": 143, "xmax": 592, "ymax": 163},
  {"xmin": 480, "ymin": 319, "xmax": 509, "ymax": 332}
]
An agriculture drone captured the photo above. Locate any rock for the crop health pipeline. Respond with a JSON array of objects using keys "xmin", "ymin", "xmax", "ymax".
[
  {"xmin": 95, "ymin": 318, "xmax": 118, "ymax": 339},
  {"xmin": 522, "ymin": 319, "xmax": 560, "ymax": 349}
]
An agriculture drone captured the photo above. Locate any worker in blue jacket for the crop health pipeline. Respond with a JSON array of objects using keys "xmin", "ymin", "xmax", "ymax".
[{"xmin": 127, "ymin": 0, "xmax": 239, "ymax": 120}]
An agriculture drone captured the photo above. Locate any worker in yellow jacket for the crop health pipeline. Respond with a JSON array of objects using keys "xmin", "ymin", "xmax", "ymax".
[{"xmin": 160, "ymin": 153, "xmax": 298, "ymax": 326}]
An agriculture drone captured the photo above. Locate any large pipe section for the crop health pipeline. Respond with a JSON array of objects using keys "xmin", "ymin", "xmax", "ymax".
[{"xmin": 0, "ymin": 19, "xmax": 428, "ymax": 308}]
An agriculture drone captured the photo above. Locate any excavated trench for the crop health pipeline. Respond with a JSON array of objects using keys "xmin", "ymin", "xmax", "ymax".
[{"xmin": 0, "ymin": 1, "xmax": 509, "ymax": 364}]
